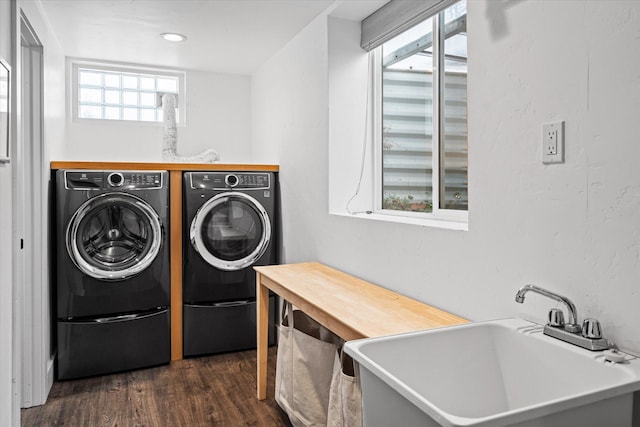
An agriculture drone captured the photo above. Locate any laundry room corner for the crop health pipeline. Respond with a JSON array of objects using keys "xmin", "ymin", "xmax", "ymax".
[{"xmin": 7, "ymin": 0, "xmax": 640, "ymax": 425}]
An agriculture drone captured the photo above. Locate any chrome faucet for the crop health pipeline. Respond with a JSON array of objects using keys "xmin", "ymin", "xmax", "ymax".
[
  {"xmin": 515, "ymin": 284, "xmax": 580, "ymax": 333},
  {"xmin": 515, "ymin": 284, "xmax": 612, "ymax": 351}
]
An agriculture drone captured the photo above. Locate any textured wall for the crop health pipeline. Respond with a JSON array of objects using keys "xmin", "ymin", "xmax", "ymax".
[
  {"xmin": 467, "ymin": 0, "xmax": 640, "ymax": 353},
  {"xmin": 253, "ymin": 0, "xmax": 640, "ymax": 356}
]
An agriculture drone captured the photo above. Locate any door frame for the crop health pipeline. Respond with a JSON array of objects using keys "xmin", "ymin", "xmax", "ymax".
[{"xmin": 14, "ymin": 10, "xmax": 51, "ymax": 409}]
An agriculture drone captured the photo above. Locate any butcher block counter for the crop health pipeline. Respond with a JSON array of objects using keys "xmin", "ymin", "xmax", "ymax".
[
  {"xmin": 50, "ymin": 161, "xmax": 279, "ymax": 172},
  {"xmin": 51, "ymin": 161, "xmax": 279, "ymax": 361},
  {"xmin": 254, "ymin": 262, "xmax": 468, "ymax": 400}
]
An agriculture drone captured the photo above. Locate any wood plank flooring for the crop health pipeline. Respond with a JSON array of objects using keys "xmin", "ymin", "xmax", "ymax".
[{"xmin": 21, "ymin": 347, "xmax": 291, "ymax": 427}]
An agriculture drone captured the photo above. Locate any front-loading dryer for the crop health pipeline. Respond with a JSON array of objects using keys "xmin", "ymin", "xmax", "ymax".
[
  {"xmin": 55, "ymin": 169, "xmax": 171, "ymax": 379},
  {"xmin": 183, "ymin": 171, "xmax": 277, "ymax": 357}
]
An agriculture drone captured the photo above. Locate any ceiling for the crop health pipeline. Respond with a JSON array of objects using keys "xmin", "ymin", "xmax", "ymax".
[{"xmin": 37, "ymin": 0, "xmax": 387, "ymax": 75}]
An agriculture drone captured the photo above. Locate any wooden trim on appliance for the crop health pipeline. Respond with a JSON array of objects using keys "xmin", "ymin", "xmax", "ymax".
[
  {"xmin": 50, "ymin": 161, "xmax": 279, "ymax": 172},
  {"xmin": 170, "ymin": 170, "xmax": 183, "ymax": 361}
]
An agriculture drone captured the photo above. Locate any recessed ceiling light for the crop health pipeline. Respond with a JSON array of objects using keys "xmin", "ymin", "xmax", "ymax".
[{"xmin": 161, "ymin": 33, "xmax": 187, "ymax": 42}]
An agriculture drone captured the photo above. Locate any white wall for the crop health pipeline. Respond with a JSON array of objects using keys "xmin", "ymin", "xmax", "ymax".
[
  {"xmin": 252, "ymin": 0, "xmax": 640, "ymax": 356},
  {"xmin": 63, "ymin": 70, "xmax": 251, "ymax": 163},
  {"xmin": 251, "ymin": 10, "xmax": 331, "ymax": 265},
  {"xmin": 0, "ymin": 0, "xmax": 15, "ymax": 424},
  {"xmin": 327, "ymin": 16, "xmax": 372, "ymax": 216}
]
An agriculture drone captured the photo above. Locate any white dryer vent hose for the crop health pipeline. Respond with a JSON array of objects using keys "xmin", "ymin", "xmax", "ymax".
[{"xmin": 161, "ymin": 93, "xmax": 220, "ymax": 163}]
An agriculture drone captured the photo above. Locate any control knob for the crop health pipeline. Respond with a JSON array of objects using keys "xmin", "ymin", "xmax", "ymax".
[
  {"xmin": 107, "ymin": 172, "xmax": 124, "ymax": 187},
  {"xmin": 225, "ymin": 174, "xmax": 239, "ymax": 187}
]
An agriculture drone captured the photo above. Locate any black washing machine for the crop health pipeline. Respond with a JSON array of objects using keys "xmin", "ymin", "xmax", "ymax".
[
  {"xmin": 183, "ymin": 171, "xmax": 277, "ymax": 357},
  {"xmin": 55, "ymin": 169, "xmax": 171, "ymax": 379}
]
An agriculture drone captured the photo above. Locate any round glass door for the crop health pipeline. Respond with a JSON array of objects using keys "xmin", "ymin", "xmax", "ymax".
[
  {"xmin": 66, "ymin": 192, "xmax": 163, "ymax": 280},
  {"xmin": 190, "ymin": 192, "xmax": 271, "ymax": 271}
]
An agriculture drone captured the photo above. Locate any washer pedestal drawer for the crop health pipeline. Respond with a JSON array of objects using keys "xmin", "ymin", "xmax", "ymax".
[
  {"xmin": 57, "ymin": 308, "xmax": 170, "ymax": 380},
  {"xmin": 183, "ymin": 295, "xmax": 275, "ymax": 358}
]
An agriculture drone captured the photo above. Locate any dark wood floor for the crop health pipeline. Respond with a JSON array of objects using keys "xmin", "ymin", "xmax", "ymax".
[{"xmin": 21, "ymin": 347, "xmax": 291, "ymax": 427}]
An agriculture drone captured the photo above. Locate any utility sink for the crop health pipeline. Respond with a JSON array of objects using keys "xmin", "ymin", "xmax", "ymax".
[{"xmin": 344, "ymin": 318, "xmax": 640, "ymax": 427}]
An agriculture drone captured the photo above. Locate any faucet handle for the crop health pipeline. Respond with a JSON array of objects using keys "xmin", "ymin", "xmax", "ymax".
[
  {"xmin": 547, "ymin": 308, "xmax": 565, "ymax": 328},
  {"xmin": 582, "ymin": 318, "xmax": 602, "ymax": 339}
]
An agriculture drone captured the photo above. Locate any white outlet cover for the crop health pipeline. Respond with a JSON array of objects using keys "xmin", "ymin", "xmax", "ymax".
[{"xmin": 542, "ymin": 121, "xmax": 564, "ymax": 164}]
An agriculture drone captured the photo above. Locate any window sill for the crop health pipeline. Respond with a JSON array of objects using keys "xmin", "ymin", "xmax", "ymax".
[
  {"xmin": 72, "ymin": 117, "xmax": 187, "ymax": 128},
  {"xmin": 330, "ymin": 211, "xmax": 468, "ymax": 231}
]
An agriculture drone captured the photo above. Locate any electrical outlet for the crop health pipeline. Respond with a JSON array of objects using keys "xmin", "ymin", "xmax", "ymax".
[
  {"xmin": 545, "ymin": 129, "xmax": 557, "ymax": 155},
  {"xmin": 542, "ymin": 121, "xmax": 564, "ymax": 164}
]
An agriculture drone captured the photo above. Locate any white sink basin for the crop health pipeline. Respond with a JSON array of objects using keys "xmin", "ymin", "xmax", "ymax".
[{"xmin": 344, "ymin": 318, "xmax": 640, "ymax": 427}]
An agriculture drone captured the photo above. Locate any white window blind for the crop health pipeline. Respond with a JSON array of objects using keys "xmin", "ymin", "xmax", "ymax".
[{"xmin": 361, "ymin": 0, "xmax": 459, "ymax": 51}]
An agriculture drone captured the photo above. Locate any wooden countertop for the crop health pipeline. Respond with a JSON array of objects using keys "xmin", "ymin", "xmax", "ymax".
[
  {"xmin": 255, "ymin": 262, "xmax": 468, "ymax": 399},
  {"xmin": 255, "ymin": 262, "xmax": 467, "ymax": 341},
  {"xmin": 50, "ymin": 161, "xmax": 279, "ymax": 171}
]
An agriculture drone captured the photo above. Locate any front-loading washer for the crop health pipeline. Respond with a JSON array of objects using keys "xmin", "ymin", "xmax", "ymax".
[
  {"xmin": 55, "ymin": 169, "xmax": 171, "ymax": 379},
  {"xmin": 183, "ymin": 171, "xmax": 277, "ymax": 357}
]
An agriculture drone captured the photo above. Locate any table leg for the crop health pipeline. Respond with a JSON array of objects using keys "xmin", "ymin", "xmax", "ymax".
[{"xmin": 256, "ymin": 272, "xmax": 269, "ymax": 400}]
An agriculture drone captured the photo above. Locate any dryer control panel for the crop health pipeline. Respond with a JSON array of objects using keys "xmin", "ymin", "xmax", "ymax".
[
  {"xmin": 189, "ymin": 172, "xmax": 271, "ymax": 190},
  {"xmin": 65, "ymin": 170, "xmax": 164, "ymax": 190}
]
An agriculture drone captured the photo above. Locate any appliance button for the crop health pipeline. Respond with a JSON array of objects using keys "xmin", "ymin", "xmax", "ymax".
[
  {"xmin": 225, "ymin": 174, "xmax": 239, "ymax": 187},
  {"xmin": 107, "ymin": 172, "xmax": 124, "ymax": 187}
]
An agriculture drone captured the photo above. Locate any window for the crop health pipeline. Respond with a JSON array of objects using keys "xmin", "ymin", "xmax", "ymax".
[
  {"xmin": 71, "ymin": 61, "xmax": 185, "ymax": 123},
  {"xmin": 375, "ymin": 0, "xmax": 467, "ymax": 220}
]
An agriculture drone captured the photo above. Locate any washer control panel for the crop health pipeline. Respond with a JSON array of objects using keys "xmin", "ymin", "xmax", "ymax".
[
  {"xmin": 189, "ymin": 172, "xmax": 271, "ymax": 190},
  {"xmin": 65, "ymin": 170, "xmax": 165, "ymax": 190}
]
